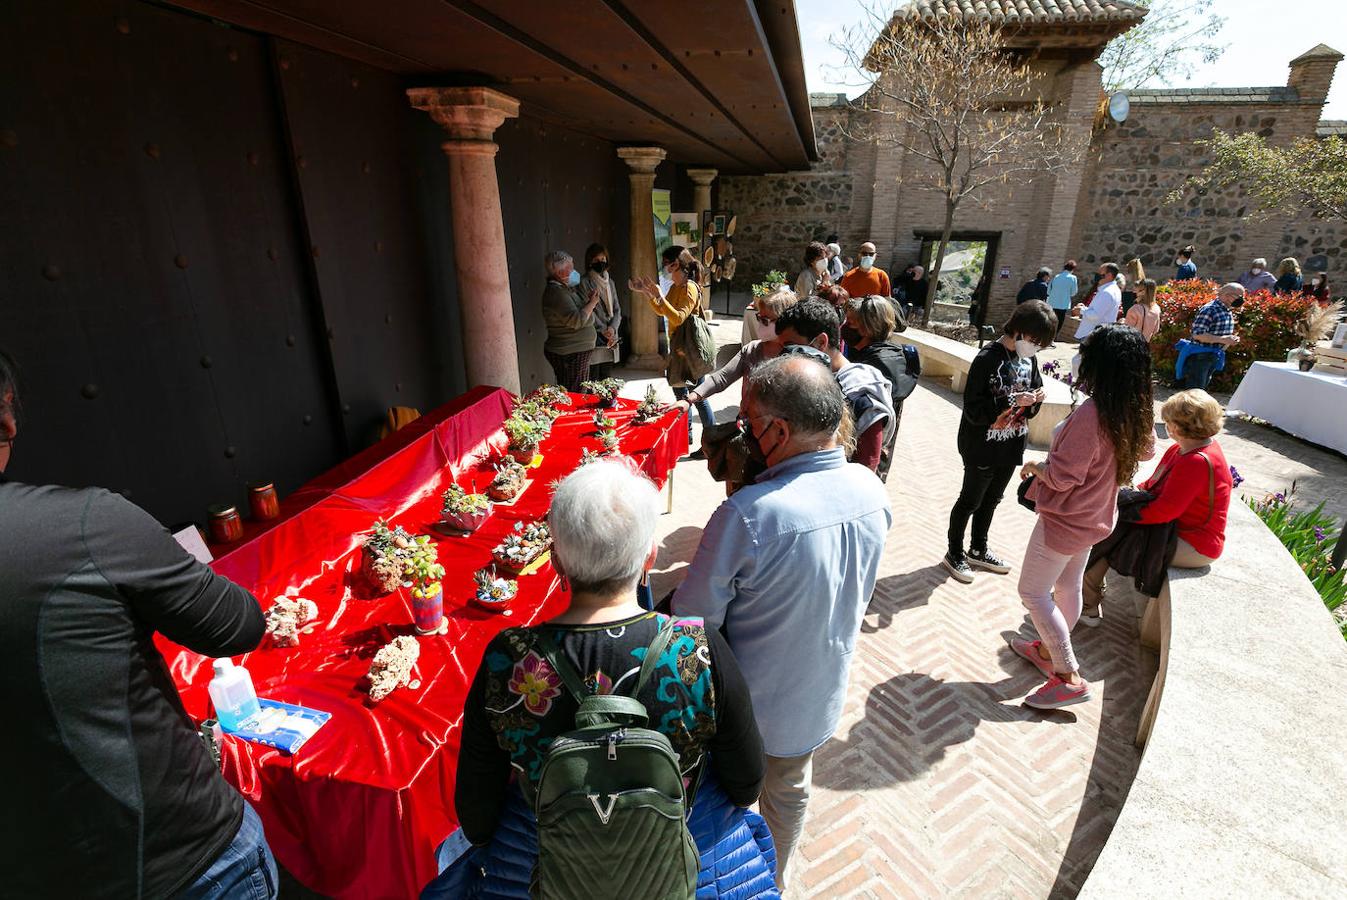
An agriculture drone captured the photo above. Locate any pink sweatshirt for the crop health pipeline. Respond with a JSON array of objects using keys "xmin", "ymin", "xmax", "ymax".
[{"xmin": 1027, "ymin": 399, "xmax": 1119, "ymax": 555}]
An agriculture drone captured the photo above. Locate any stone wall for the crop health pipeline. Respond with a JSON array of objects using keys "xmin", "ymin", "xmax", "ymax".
[
  {"xmin": 723, "ymin": 48, "xmax": 1343, "ymax": 321},
  {"xmin": 1072, "ymin": 103, "xmax": 1347, "ymax": 282}
]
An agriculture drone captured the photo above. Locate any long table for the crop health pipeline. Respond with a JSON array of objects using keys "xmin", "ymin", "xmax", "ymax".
[
  {"xmin": 160, "ymin": 386, "xmax": 688, "ymax": 899},
  {"xmin": 1226, "ymin": 361, "xmax": 1347, "ymax": 455}
]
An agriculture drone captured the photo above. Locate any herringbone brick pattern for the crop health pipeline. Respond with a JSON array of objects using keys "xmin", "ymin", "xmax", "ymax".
[{"xmin": 638, "ymin": 365, "xmax": 1155, "ymax": 900}]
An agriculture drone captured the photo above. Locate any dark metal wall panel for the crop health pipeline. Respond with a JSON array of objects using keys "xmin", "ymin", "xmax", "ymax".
[
  {"xmin": 493, "ymin": 115, "xmax": 630, "ymax": 390},
  {"xmin": 273, "ymin": 40, "xmax": 452, "ymax": 448},
  {"xmin": 0, "ymin": 0, "xmax": 341, "ymax": 525}
]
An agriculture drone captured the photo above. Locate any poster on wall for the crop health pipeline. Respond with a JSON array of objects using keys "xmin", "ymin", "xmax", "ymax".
[
  {"xmin": 652, "ymin": 189, "xmax": 672, "ymax": 262},
  {"xmin": 669, "ymin": 213, "xmax": 701, "ymax": 251}
]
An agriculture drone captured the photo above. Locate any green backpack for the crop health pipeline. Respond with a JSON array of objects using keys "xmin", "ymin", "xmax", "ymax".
[{"xmin": 530, "ymin": 620, "xmax": 699, "ymax": 900}]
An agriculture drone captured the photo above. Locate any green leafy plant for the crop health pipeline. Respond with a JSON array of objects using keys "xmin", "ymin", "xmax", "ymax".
[
  {"xmin": 1248, "ymin": 487, "xmax": 1346, "ymax": 639},
  {"xmin": 441, "ymin": 483, "xmax": 490, "ymax": 518},
  {"xmin": 751, "ymin": 270, "xmax": 789, "ymax": 299},
  {"xmin": 405, "ymin": 535, "xmax": 446, "ymax": 600},
  {"xmin": 503, "ymin": 414, "xmax": 547, "ymax": 451},
  {"xmin": 529, "ymin": 383, "xmax": 572, "ymax": 408},
  {"xmin": 634, "ymin": 384, "xmax": 669, "ymax": 424},
  {"xmin": 1150, "ymin": 280, "xmax": 1315, "ymax": 392},
  {"xmin": 579, "ymin": 378, "xmax": 624, "ymax": 404}
]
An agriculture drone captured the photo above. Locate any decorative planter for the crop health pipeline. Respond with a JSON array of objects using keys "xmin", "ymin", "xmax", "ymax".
[
  {"xmin": 411, "ymin": 583, "xmax": 444, "ymax": 634},
  {"xmin": 362, "ymin": 546, "xmax": 405, "ymax": 595},
  {"xmin": 441, "ymin": 505, "xmax": 493, "ymax": 534},
  {"xmin": 471, "ymin": 570, "xmax": 518, "ymax": 613},
  {"xmin": 508, "ymin": 443, "xmax": 537, "ymax": 465}
]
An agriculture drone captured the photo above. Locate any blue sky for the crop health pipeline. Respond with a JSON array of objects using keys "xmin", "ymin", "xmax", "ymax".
[{"xmin": 795, "ymin": 0, "xmax": 1347, "ymax": 119}]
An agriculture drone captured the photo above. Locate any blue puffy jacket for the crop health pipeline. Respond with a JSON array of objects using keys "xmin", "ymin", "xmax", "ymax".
[{"xmin": 422, "ymin": 771, "xmax": 780, "ymax": 899}]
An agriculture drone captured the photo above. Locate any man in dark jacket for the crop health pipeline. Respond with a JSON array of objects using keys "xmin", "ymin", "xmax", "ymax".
[
  {"xmin": 0, "ymin": 348, "xmax": 276, "ymax": 899},
  {"xmin": 843, "ymin": 295, "xmax": 916, "ymax": 481},
  {"xmin": 1016, "ymin": 267, "xmax": 1053, "ymax": 304}
]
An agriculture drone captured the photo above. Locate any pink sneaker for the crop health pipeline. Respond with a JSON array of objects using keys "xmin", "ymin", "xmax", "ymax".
[
  {"xmin": 1008, "ymin": 637, "xmax": 1055, "ymax": 679},
  {"xmin": 1024, "ymin": 674, "xmax": 1092, "ymax": 710}
]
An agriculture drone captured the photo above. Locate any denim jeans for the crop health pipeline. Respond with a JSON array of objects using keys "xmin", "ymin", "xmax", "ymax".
[
  {"xmin": 1183, "ymin": 350, "xmax": 1220, "ymax": 390},
  {"xmin": 182, "ymin": 803, "xmax": 278, "ymax": 900},
  {"xmin": 671, "ymin": 386, "xmax": 715, "ymax": 444}
]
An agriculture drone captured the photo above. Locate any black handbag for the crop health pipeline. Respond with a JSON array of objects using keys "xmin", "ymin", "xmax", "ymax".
[{"xmin": 1016, "ymin": 474, "xmax": 1036, "ymax": 511}]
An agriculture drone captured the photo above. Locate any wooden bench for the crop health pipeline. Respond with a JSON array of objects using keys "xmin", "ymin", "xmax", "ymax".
[{"xmin": 900, "ymin": 327, "xmax": 1073, "ymax": 447}]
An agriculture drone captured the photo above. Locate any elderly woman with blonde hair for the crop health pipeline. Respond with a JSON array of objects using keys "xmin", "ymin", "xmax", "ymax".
[
  {"xmin": 1274, "ymin": 257, "xmax": 1304, "ymax": 295},
  {"xmin": 1079, "ymin": 389, "xmax": 1234, "ymax": 627}
]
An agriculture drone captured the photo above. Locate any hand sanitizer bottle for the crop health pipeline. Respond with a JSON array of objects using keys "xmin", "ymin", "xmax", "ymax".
[{"xmin": 209, "ymin": 658, "xmax": 261, "ymax": 732}]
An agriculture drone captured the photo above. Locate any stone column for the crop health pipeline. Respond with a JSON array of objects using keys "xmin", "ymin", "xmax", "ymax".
[
  {"xmin": 408, "ymin": 86, "xmax": 521, "ymax": 394},
  {"xmin": 686, "ymin": 167, "xmax": 718, "ymax": 223},
  {"xmin": 618, "ymin": 146, "xmax": 667, "ymax": 370}
]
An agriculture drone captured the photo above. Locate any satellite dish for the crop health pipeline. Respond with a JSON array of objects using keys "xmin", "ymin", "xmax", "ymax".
[{"xmin": 1108, "ymin": 92, "xmax": 1130, "ymax": 123}]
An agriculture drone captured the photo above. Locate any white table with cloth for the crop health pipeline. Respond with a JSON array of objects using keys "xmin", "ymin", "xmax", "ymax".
[{"xmin": 1226, "ymin": 361, "xmax": 1347, "ymax": 455}]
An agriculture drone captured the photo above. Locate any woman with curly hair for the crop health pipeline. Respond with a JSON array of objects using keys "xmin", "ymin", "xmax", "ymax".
[{"xmin": 1007, "ymin": 324, "xmax": 1154, "ymax": 709}]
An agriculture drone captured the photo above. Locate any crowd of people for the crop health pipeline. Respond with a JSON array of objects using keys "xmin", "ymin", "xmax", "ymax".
[{"xmin": 4, "ymin": 231, "xmax": 1278, "ymax": 899}]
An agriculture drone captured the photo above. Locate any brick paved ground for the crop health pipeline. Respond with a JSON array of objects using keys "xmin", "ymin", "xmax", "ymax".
[{"xmin": 619, "ymin": 318, "xmax": 1157, "ymax": 899}]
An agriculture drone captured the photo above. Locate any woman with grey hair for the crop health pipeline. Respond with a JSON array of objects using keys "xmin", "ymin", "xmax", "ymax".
[
  {"xmin": 541, "ymin": 249, "xmax": 602, "ymax": 391},
  {"xmin": 445, "ymin": 458, "xmax": 774, "ymax": 897}
]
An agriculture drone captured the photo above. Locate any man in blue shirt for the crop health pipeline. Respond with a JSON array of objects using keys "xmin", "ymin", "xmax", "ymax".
[
  {"xmin": 1046, "ymin": 261, "xmax": 1078, "ymax": 334},
  {"xmin": 1184, "ymin": 282, "xmax": 1243, "ymax": 389},
  {"xmin": 673, "ymin": 355, "xmax": 891, "ymax": 891}
]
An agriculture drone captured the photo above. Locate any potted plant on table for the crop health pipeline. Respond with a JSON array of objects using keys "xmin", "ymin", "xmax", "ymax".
[
  {"xmin": 579, "ymin": 377, "xmax": 624, "ymax": 408},
  {"xmin": 503, "ymin": 414, "xmax": 547, "ymax": 465},
  {"xmin": 406, "ymin": 535, "xmax": 447, "ymax": 634},
  {"xmin": 491, "ymin": 520, "xmax": 552, "ymax": 575},
  {"xmin": 487, "ymin": 457, "xmax": 528, "ymax": 502},
  {"xmin": 361, "ymin": 520, "xmax": 414, "ymax": 595},
  {"xmin": 471, "ymin": 566, "xmax": 519, "ymax": 613},
  {"xmin": 596, "ymin": 428, "xmax": 619, "ymax": 455},
  {"xmin": 593, "ymin": 409, "xmax": 617, "ymax": 431},
  {"xmin": 1289, "ymin": 300, "xmax": 1344, "ymax": 371},
  {"xmin": 440, "ymin": 483, "xmax": 493, "ymax": 533},
  {"xmin": 530, "ymin": 383, "xmax": 572, "ymax": 409},
  {"xmin": 633, "ymin": 385, "xmax": 669, "ymax": 424}
]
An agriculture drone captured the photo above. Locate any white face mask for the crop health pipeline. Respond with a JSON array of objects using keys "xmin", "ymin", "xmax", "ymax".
[
  {"xmin": 1014, "ymin": 339, "xmax": 1041, "ymax": 358},
  {"xmin": 757, "ymin": 321, "xmax": 777, "ymax": 341},
  {"xmin": 1251, "ymin": 267, "xmax": 1263, "ymax": 275},
  {"xmin": 860, "ymin": 255, "xmax": 876, "ymax": 271},
  {"xmin": 1312, "ymin": 278, "xmax": 1322, "ymax": 287},
  {"xmin": 814, "ymin": 259, "xmax": 827, "ymax": 274}
]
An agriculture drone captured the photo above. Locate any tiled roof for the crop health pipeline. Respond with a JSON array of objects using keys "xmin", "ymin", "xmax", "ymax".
[
  {"xmin": 1319, "ymin": 120, "xmax": 1347, "ymax": 137},
  {"xmin": 900, "ymin": 0, "xmax": 1147, "ymax": 23},
  {"xmin": 1127, "ymin": 86, "xmax": 1301, "ymax": 105},
  {"xmin": 809, "ymin": 93, "xmax": 850, "ymax": 108}
]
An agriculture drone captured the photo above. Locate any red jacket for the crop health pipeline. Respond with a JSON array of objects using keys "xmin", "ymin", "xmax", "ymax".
[{"xmin": 1136, "ymin": 442, "xmax": 1232, "ymax": 559}]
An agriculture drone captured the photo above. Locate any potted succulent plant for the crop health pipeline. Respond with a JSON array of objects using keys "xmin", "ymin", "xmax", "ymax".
[
  {"xmin": 593, "ymin": 409, "xmax": 617, "ymax": 431},
  {"xmin": 579, "ymin": 377, "xmax": 624, "ymax": 408},
  {"xmin": 491, "ymin": 520, "xmax": 552, "ymax": 575},
  {"xmin": 503, "ymin": 414, "xmax": 547, "ymax": 464},
  {"xmin": 406, "ymin": 535, "xmax": 447, "ymax": 634},
  {"xmin": 530, "ymin": 383, "xmax": 572, "ymax": 409},
  {"xmin": 471, "ymin": 566, "xmax": 518, "ymax": 612},
  {"xmin": 597, "ymin": 428, "xmax": 619, "ymax": 454},
  {"xmin": 512, "ymin": 397, "xmax": 560, "ymax": 431},
  {"xmin": 576, "ymin": 447, "xmax": 604, "ymax": 467},
  {"xmin": 361, "ymin": 520, "xmax": 414, "ymax": 595},
  {"xmin": 487, "ymin": 457, "xmax": 528, "ymax": 502},
  {"xmin": 441, "ymin": 483, "xmax": 493, "ymax": 533},
  {"xmin": 633, "ymin": 384, "xmax": 669, "ymax": 424}
]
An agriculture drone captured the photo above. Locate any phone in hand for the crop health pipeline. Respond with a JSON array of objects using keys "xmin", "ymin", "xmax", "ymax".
[{"xmin": 1155, "ymin": 422, "xmax": 1169, "ymax": 440}]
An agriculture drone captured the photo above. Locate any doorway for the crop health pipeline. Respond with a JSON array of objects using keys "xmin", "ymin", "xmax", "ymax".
[{"xmin": 915, "ymin": 230, "xmax": 1001, "ymax": 328}]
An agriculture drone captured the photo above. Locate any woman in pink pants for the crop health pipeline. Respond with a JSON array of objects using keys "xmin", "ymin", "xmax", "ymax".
[{"xmin": 1009, "ymin": 324, "xmax": 1155, "ymax": 709}]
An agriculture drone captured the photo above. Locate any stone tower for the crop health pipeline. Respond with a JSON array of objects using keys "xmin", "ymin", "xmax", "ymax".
[{"xmin": 1288, "ymin": 44, "xmax": 1344, "ymax": 106}]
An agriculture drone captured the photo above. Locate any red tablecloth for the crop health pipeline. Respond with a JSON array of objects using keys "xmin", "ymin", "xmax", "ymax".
[{"xmin": 160, "ymin": 386, "xmax": 688, "ymax": 899}]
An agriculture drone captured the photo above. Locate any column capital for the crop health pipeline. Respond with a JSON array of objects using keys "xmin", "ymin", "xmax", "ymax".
[
  {"xmin": 685, "ymin": 167, "xmax": 718, "ymax": 186},
  {"xmin": 407, "ymin": 87, "xmax": 520, "ymax": 141},
  {"xmin": 617, "ymin": 146, "xmax": 667, "ymax": 174}
]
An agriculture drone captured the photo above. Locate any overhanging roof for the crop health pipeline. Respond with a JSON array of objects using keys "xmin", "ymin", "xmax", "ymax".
[{"xmin": 168, "ymin": 0, "xmax": 817, "ymax": 173}]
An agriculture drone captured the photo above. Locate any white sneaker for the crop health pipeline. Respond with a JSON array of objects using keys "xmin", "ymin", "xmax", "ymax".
[{"xmin": 1077, "ymin": 612, "xmax": 1102, "ymax": 628}]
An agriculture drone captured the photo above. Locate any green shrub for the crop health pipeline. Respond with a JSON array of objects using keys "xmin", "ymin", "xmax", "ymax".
[
  {"xmin": 1248, "ymin": 487, "xmax": 1347, "ymax": 639},
  {"xmin": 1151, "ymin": 280, "xmax": 1314, "ymax": 392}
]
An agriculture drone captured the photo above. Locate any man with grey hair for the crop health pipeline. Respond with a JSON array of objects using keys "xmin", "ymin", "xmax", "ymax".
[
  {"xmin": 674, "ymin": 355, "xmax": 891, "ymax": 891},
  {"xmin": 1183, "ymin": 281, "xmax": 1244, "ymax": 390},
  {"xmin": 1237, "ymin": 257, "xmax": 1277, "ymax": 294}
]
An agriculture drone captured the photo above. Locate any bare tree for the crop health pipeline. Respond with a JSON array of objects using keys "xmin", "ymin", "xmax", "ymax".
[
  {"xmin": 833, "ymin": 8, "xmax": 1090, "ymax": 326},
  {"xmin": 1098, "ymin": 0, "xmax": 1226, "ymax": 92}
]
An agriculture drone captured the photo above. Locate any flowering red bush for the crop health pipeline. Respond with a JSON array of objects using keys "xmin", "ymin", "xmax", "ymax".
[{"xmin": 1150, "ymin": 279, "xmax": 1313, "ymax": 392}]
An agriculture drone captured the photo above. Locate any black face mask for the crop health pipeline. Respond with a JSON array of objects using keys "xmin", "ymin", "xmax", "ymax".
[
  {"xmin": 1230, "ymin": 298, "xmax": 1245, "ymax": 309},
  {"xmin": 840, "ymin": 325, "xmax": 864, "ymax": 347},
  {"xmin": 1091, "ymin": 273, "xmax": 1103, "ymax": 286},
  {"xmin": 590, "ymin": 260, "xmax": 608, "ymax": 274},
  {"xmin": 739, "ymin": 418, "xmax": 768, "ymax": 464}
]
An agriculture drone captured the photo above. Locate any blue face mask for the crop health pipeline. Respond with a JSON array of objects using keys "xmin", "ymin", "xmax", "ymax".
[
  {"xmin": 860, "ymin": 255, "xmax": 876, "ymax": 271},
  {"xmin": 566, "ymin": 269, "xmax": 581, "ymax": 287}
]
